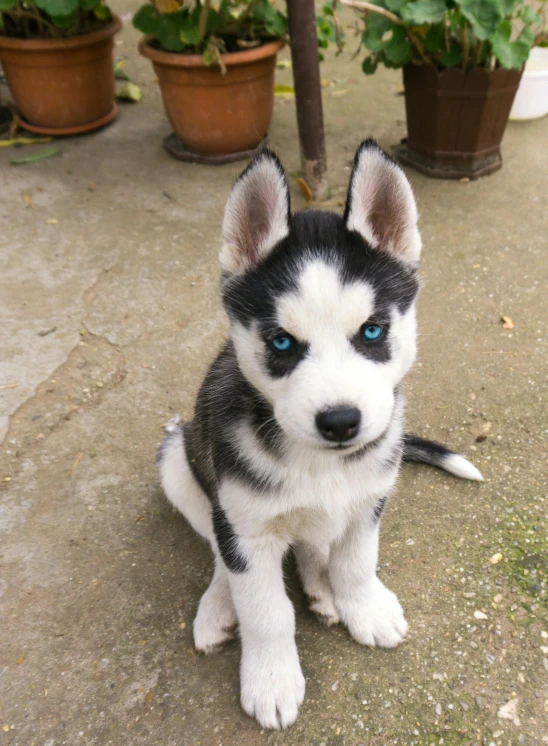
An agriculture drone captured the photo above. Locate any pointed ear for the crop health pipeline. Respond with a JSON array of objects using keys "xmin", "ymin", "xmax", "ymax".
[
  {"xmin": 344, "ymin": 139, "xmax": 421, "ymax": 265},
  {"xmin": 219, "ymin": 149, "xmax": 290, "ymax": 275}
]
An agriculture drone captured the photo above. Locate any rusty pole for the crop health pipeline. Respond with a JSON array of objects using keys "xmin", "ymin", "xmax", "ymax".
[{"xmin": 286, "ymin": 0, "xmax": 328, "ymax": 200}]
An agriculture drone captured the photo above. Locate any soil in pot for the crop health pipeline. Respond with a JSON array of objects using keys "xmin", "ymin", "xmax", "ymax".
[
  {"xmin": 397, "ymin": 63, "xmax": 523, "ymax": 180},
  {"xmin": 0, "ymin": 16, "xmax": 122, "ymax": 136},
  {"xmin": 139, "ymin": 38, "xmax": 284, "ymax": 159}
]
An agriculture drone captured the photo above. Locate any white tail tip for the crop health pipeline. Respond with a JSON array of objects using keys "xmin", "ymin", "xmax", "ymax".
[{"xmin": 443, "ymin": 454, "xmax": 484, "ymax": 482}]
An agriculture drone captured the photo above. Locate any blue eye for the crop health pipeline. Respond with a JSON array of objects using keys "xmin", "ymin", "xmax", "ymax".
[
  {"xmin": 363, "ymin": 324, "xmax": 384, "ymax": 342},
  {"xmin": 271, "ymin": 335, "xmax": 292, "ymax": 352}
]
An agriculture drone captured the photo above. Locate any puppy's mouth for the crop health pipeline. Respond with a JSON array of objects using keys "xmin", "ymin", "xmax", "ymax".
[{"xmin": 321, "ymin": 426, "xmax": 391, "ymax": 456}]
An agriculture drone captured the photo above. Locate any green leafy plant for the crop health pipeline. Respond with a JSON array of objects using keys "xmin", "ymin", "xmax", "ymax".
[
  {"xmin": 133, "ymin": 0, "xmax": 338, "ymax": 66},
  {"xmin": 0, "ymin": 0, "xmax": 112, "ymax": 38},
  {"xmin": 338, "ymin": 0, "xmax": 547, "ymax": 73}
]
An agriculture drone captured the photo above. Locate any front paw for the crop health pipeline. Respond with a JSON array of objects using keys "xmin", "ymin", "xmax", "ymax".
[
  {"xmin": 338, "ymin": 576, "xmax": 408, "ymax": 648},
  {"xmin": 240, "ymin": 646, "xmax": 305, "ymax": 729}
]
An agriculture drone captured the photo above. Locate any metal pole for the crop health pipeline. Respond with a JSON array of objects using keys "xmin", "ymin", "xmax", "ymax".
[{"xmin": 286, "ymin": 0, "xmax": 328, "ymax": 200}]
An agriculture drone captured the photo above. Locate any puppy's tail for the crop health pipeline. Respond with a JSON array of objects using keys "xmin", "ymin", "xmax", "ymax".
[{"xmin": 403, "ymin": 434, "xmax": 483, "ymax": 481}]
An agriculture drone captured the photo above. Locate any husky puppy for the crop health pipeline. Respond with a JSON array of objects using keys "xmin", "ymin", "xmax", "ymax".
[{"xmin": 158, "ymin": 140, "xmax": 482, "ymax": 730}]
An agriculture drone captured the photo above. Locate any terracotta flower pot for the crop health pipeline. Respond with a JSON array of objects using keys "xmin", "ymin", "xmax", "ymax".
[
  {"xmin": 139, "ymin": 38, "xmax": 284, "ymax": 158},
  {"xmin": 0, "ymin": 16, "xmax": 122, "ymax": 135},
  {"xmin": 397, "ymin": 63, "xmax": 523, "ymax": 179}
]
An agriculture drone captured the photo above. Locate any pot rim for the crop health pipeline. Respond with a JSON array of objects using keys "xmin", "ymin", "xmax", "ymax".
[
  {"xmin": 0, "ymin": 15, "xmax": 122, "ymax": 51},
  {"xmin": 138, "ymin": 36, "xmax": 284, "ymax": 68}
]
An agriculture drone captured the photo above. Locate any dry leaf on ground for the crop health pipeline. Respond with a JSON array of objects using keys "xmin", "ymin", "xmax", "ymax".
[{"xmin": 295, "ymin": 178, "xmax": 313, "ymax": 203}]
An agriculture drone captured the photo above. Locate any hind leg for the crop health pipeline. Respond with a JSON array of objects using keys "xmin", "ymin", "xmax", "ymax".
[
  {"xmin": 158, "ymin": 417, "xmax": 237, "ymax": 650},
  {"xmin": 193, "ymin": 553, "xmax": 237, "ymax": 652},
  {"xmin": 294, "ymin": 542, "xmax": 339, "ymax": 626}
]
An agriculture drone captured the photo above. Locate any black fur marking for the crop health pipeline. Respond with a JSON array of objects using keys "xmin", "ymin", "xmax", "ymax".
[
  {"xmin": 403, "ymin": 434, "xmax": 453, "ymax": 467},
  {"xmin": 215, "ymin": 437, "xmax": 279, "ymax": 494},
  {"xmin": 222, "ymin": 211, "xmax": 419, "ymax": 334},
  {"xmin": 212, "ymin": 503, "xmax": 248, "ymax": 573},
  {"xmin": 183, "ymin": 421, "xmax": 215, "ymax": 499},
  {"xmin": 373, "ymin": 495, "xmax": 388, "ymax": 524},
  {"xmin": 261, "ymin": 325, "xmax": 310, "ymax": 379},
  {"xmin": 182, "ymin": 342, "xmax": 284, "ymax": 505},
  {"xmin": 350, "ymin": 321, "xmax": 392, "ymax": 363}
]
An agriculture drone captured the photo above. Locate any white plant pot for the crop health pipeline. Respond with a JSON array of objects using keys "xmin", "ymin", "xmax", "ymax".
[{"xmin": 510, "ymin": 47, "xmax": 548, "ymax": 121}]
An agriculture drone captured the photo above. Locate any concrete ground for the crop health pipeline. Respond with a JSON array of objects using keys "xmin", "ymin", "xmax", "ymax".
[{"xmin": 1, "ymin": 4, "xmax": 547, "ymax": 745}]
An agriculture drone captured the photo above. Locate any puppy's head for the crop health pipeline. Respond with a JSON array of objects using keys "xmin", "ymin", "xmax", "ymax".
[{"xmin": 220, "ymin": 140, "xmax": 421, "ymax": 453}]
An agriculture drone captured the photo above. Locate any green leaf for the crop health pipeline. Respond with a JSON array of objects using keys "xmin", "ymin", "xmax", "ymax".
[
  {"xmin": 440, "ymin": 41, "xmax": 462, "ymax": 65},
  {"xmin": 274, "ymin": 84, "xmax": 295, "ymax": 96},
  {"xmin": 80, "ymin": 0, "xmax": 99, "ymax": 10},
  {"xmin": 401, "ymin": 0, "xmax": 447, "ymax": 25},
  {"xmin": 10, "ymin": 147, "xmax": 60, "ymax": 165},
  {"xmin": 0, "ymin": 0, "xmax": 16, "ymax": 10},
  {"xmin": 383, "ymin": 25, "xmax": 411, "ymax": 65},
  {"xmin": 116, "ymin": 81, "xmax": 143, "ymax": 102},
  {"xmin": 132, "ymin": 4, "xmax": 158, "ymax": 35},
  {"xmin": 133, "ymin": 7, "xmax": 188, "ymax": 52},
  {"xmin": 34, "ymin": 0, "xmax": 78, "ymax": 17},
  {"xmin": 179, "ymin": 18, "xmax": 200, "ymax": 45},
  {"xmin": 458, "ymin": 0, "xmax": 502, "ymax": 40},
  {"xmin": 202, "ymin": 47, "xmax": 216, "ymax": 66},
  {"xmin": 490, "ymin": 20, "xmax": 533, "ymax": 69},
  {"xmin": 498, "ymin": 0, "xmax": 518, "ymax": 17},
  {"xmin": 362, "ymin": 13, "xmax": 395, "ymax": 53},
  {"xmin": 50, "ymin": 11, "xmax": 77, "ymax": 26},
  {"xmin": 362, "ymin": 54, "xmax": 379, "ymax": 73},
  {"xmin": 114, "ymin": 59, "xmax": 131, "ymax": 81},
  {"xmin": 385, "ymin": 0, "xmax": 406, "ymax": 11},
  {"xmin": 253, "ymin": 0, "xmax": 287, "ymax": 38},
  {"xmin": 93, "ymin": 2, "xmax": 110, "ymax": 20},
  {"xmin": 157, "ymin": 15, "xmax": 186, "ymax": 51},
  {"xmin": 424, "ymin": 22, "xmax": 445, "ymax": 52},
  {"xmin": 518, "ymin": 5, "xmax": 541, "ymax": 26}
]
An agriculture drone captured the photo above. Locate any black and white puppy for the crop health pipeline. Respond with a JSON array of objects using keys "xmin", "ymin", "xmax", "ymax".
[{"xmin": 158, "ymin": 140, "xmax": 483, "ymax": 730}]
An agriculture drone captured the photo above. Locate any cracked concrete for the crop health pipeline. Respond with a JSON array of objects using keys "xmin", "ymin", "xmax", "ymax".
[{"xmin": 1, "ymin": 3, "xmax": 547, "ymax": 745}]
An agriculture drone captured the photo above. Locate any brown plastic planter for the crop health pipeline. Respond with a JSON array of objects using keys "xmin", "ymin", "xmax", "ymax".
[
  {"xmin": 139, "ymin": 38, "xmax": 284, "ymax": 158},
  {"xmin": 0, "ymin": 16, "xmax": 121, "ymax": 135},
  {"xmin": 397, "ymin": 63, "xmax": 523, "ymax": 179}
]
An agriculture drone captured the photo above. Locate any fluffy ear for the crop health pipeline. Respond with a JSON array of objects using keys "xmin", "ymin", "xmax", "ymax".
[
  {"xmin": 219, "ymin": 149, "xmax": 290, "ymax": 275},
  {"xmin": 344, "ymin": 139, "xmax": 421, "ymax": 264}
]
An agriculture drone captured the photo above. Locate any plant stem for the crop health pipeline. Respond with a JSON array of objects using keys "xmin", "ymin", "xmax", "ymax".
[
  {"xmin": 4, "ymin": 6, "xmax": 57, "ymax": 36},
  {"xmin": 474, "ymin": 39, "xmax": 484, "ymax": 66},
  {"xmin": 198, "ymin": 0, "xmax": 211, "ymax": 44},
  {"xmin": 461, "ymin": 24, "xmax": 469, "ymax": 70},
  {"xmin": 339, "ymin": 0, "xmax": 403, "ymax": 26}
]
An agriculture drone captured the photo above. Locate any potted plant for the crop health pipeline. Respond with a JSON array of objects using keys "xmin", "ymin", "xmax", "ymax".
[
  {"xmin": 340, "ymin": 0, "xmax": 547, "ymax": 178},
  {"xmin": 0, "ymin": 0, "xmax": 120, "ymax": 135},
  {"xmin": 133, "ymin": 0, "xmax": 289, "ymax": 162}
]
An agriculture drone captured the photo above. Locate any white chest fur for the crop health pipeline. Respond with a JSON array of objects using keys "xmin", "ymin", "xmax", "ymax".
[{"xmin": 219, "ymin": 414, "xmax": 402, "ymax": 547}]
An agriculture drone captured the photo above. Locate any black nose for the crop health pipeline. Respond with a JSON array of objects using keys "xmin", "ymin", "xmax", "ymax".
[{"xmin": 316, "ymin": 406, "xmax": 361, "ymax": 443}]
